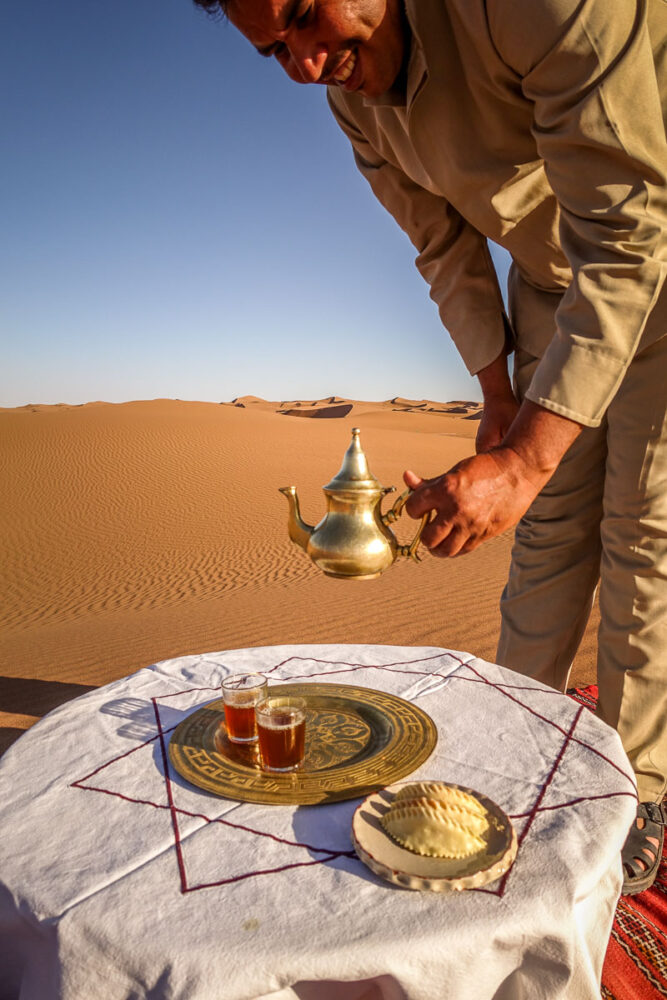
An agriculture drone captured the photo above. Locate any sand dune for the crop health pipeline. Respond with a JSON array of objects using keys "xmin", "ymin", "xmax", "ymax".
[
  {"xmin": 279, "ymin": 403, "xmax": 354, "ymax": 418},
  {"xmin": 0, "ymin": 397, "xmax": 598, "ymax": 755}
]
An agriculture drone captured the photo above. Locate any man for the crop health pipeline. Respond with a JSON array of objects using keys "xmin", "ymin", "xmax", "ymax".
[{"xmin": 195, "ymin": 0, "xmax": 667, "ymax": 894}]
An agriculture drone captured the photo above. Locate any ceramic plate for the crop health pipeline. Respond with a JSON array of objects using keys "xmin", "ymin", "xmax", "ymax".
[{"xmin": 352, "ymin": 781, "xmax": 517, "ymax": 891}]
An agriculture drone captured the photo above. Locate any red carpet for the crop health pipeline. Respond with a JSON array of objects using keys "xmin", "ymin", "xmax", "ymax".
[{"xmin": 569, "ymin": 686, "xmax": 667, "ymax": 999}]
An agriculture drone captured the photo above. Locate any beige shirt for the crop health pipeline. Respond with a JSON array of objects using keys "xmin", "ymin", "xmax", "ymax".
[{"xmin": 327, "ymin": 0, "xmax": 667, "ymax": 426}]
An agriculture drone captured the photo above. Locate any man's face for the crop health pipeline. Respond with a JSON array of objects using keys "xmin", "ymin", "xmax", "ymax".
[{"xmin": 226, "ymin": 0, "xmax": 406, "ymax": 98}]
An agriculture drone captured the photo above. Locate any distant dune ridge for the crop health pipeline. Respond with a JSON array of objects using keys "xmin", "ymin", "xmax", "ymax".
[
  {"xmin": 0, "ymin": 396, "xmax": 598, "ymax": 755},
  {"xmin": 227, "ymin": 395, "xmax": 483, "ymax": 415}
]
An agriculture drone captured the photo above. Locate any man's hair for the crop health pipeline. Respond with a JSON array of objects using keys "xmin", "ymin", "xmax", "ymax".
[{"xmin": 193, "ymin": 0, "xmax": 229, "ymax": 16}]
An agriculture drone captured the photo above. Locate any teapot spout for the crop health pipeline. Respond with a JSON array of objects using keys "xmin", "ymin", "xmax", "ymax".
[{"xmin": 279, "ymin": 486, "xmax": 313, "ymax": 552}]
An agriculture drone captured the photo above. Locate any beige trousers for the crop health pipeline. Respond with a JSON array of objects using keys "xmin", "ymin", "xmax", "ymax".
[{"xmin": 497, "ymin": 335, "xmax": 667, "ymax": 803}]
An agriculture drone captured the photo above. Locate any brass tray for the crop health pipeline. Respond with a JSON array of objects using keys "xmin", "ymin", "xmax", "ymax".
[{"xmin": 168, "ymin": 683, "xmax": 437, "ymax": 805}]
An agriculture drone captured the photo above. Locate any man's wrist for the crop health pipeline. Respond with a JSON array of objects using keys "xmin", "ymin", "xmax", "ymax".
[
  {"xmin": 500, "ymin": 400, "xmax": 582, "ymax": 483},
  {"xmin": 476, "ymin": 350, "xmax": 514, "ymax": 403}
]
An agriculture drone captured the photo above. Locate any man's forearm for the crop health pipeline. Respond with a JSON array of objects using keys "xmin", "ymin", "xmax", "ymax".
[
  {"xmin": 500, "ymin": 400, "xmax": 582, "ymax": 488},
  {"xmin": 477, "ymin": 347, "xmax": 581, "ymax": 480}
]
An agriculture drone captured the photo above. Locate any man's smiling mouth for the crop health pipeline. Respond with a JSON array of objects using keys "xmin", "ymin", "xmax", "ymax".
[{"xmin": 331, "ymin": 49, "xmax": 357, "ymax": 84}]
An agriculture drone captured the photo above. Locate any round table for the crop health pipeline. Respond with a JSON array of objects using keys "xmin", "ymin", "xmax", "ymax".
[{"xmin": 0, "ymin": 644, "xmax": 637, "ymax": 1000}]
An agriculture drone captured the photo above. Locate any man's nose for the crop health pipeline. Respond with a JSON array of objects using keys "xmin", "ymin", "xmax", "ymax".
[{"xmin": 286, "ymin": 40, "xmax": 328, "ymax": 83}]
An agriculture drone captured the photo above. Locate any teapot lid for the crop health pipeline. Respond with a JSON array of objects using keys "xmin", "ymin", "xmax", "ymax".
[{"xmin": 324, "ymin": 428, "xmax": 383, "ymax": 492}]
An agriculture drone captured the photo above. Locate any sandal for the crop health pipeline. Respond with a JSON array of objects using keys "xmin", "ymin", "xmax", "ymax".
[{"xmin": 621, "ymin": 800, "xmax": 665, "ymax": 896}]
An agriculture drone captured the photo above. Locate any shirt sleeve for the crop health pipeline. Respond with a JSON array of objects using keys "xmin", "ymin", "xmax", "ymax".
[
  {"xmin": 326, "ymin": 89, "xmax": 509, "ymax": 377},
  {"xmin": 489, "ymin": 0, "xmax": 667, "ymax": 426}
]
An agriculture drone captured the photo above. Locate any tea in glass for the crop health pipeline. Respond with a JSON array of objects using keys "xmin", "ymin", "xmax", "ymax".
[
  {"xmin": 256, "ymin": 696, "xmax": 307, "ymax": 772},
  {"xmin": 221, "ymin": 673, "xmax": 267, "ymax": 743}
]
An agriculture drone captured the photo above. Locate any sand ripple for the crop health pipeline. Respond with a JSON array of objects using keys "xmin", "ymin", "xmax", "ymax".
[{"xmin": 1, "ymin": 398, "xmax": 598, "ymax": 729}]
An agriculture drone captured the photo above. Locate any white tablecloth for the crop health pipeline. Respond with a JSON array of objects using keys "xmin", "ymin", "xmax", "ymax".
[{"xmin": 0, "ymin": 645, "xmax": 637, "ymax": 1000}]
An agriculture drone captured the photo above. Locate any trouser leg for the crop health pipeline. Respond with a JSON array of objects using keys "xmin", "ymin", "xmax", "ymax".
[
  {"xmin": 598, "ymin": 333, "xmax": 667, "ymax": 803},
  {"xmin": 496, "ymin": 351, "xmax": 607, "ymax": 691}
]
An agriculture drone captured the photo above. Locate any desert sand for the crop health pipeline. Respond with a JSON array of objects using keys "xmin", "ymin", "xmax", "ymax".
[{"xmin": 0, "ymin": 396, "xmax": 598, "ymax": 756}]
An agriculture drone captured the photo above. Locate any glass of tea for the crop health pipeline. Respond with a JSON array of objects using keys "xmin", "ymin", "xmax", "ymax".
[
  {"xmin": 255, "ymin": 696, "xmax": 307, "ymax": 772},
  {"xmin": 221, "ymin": 673, "xmax": 268, "ymax": 743}
]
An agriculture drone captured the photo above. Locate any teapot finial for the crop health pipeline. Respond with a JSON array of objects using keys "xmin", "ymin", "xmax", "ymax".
[{"xmin": 324, "ymin": 427, "xmax": 381, "ymax": 492}]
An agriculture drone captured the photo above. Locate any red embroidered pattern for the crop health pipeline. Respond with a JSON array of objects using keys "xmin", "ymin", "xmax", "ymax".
[{"xmin": 71, "ymin": 653, "xmax": 636, "ymax": 895}]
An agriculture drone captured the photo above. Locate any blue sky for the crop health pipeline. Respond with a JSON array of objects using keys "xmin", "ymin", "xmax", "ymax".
[{"xmin": 2, "ymin": 0, "xmax": 509, "ymax": 407}]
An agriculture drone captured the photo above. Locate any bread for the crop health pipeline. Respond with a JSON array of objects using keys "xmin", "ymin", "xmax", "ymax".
[{"xmin": 381, "ymin": 783, "xmax": 490, "ymax": 858}]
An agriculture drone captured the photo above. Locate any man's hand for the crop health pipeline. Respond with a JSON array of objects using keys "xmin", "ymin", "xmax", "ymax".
[
  {"xmin": 475, "ymin": 394, "xmax": 520, "ymax": 452},
  {"xmin": 403, "ymin": 451, "xmax": 539, "ymax": 556},
  {"xmin": 474, "ymin": 346, "xmax": 519, "ymax": 452},
  {"xmin": 404, "ymin": 401, "xmax": 582, "ymax": 556}
]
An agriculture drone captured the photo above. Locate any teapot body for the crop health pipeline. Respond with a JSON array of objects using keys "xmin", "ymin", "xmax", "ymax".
[{"xmin": 307, "ymin": 489, "xmax": 397, "ymax": 580}]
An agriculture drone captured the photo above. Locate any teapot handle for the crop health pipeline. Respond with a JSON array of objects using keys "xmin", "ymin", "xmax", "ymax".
[{"xmin": 381, "ymin": 488, "xmax": 431, "ymax": 563}]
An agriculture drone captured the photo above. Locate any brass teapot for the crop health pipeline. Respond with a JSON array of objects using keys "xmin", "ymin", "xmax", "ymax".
[{"xmin": 279, "ymin": 428, "xmax": 429, "ymax": 580}]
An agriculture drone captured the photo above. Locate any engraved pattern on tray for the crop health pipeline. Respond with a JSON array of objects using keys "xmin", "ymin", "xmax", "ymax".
[{"xmin": 168, "ymin": 682, "xmax": 437, "ymax": 805}]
